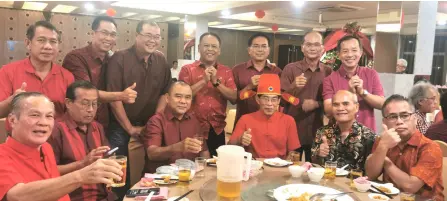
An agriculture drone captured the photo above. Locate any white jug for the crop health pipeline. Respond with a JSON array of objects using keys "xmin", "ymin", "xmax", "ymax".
[{"xmin": 216, "ymin": 145, "xmax": 252, "ymax": 198}]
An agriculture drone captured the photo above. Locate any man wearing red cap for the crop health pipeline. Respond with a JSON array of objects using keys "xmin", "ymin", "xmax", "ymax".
[{"xmin": 229, "ymin": 74, "xmax": 301, "ymax": 158}]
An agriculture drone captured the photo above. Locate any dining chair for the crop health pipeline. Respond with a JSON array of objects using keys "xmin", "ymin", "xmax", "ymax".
[
  {"xmin": 0, "ymin": 118, "xmax": 6, "ymax": 143},
  {"xmin": 434, "ymin": 140, "xmax": 447, "ymax": 157},
  {"xmin": 443, "ymin": 157, "xmax": 447, "ymax": 199}
]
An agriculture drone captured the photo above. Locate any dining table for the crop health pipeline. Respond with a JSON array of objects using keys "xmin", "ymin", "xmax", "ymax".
[{"xmin": 123, "ymin": 159, "xmax": 429, "ymax": 201}]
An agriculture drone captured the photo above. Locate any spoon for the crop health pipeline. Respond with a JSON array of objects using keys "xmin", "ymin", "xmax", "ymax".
[{"xmin": 339, "ymin": 164, "xmax": 349, "ymax": 171}]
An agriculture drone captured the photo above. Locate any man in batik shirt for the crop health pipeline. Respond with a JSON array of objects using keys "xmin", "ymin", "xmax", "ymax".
[{"xmin": 311, "ymin": 90, "xmax": 376, "ymax": 171}]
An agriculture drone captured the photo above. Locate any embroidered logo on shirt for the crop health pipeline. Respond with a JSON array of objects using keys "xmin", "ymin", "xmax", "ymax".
[{"xmin": 268, "ymin": 86, "xmax": 274, "ymax": 91}]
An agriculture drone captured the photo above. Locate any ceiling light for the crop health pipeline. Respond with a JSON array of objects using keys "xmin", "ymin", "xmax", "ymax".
[
  {"xmin": 22, "ymin": 2, "xmax": 48, "ymax": 11},
  {"xmin": 233, "ymin": 26, "xmax": 267, "ymax": 30},
  {"xmin": 437, "ymin": 20, "xmax": 447, "ymax": 26},
  {"xmin": 84, "ymin": 3, "xmax": 95, "ymax": 11},
  {"xmin": 211, "ymin": 24, "xmax": 247, "ymax": 29},
  {"xmin": 208, "ymin": 21, "xmax": 223, "ymax": 26},
  {"xmin": 221, "ymin": 10, "xmax": 231, "ymax": 16},
  {"xmin": 164, "ymin": 17, "xmax": 181, "ymax": 21},
  {"xmin": 292, "ymin": 0, "xmax": 305, "ymax": 7},
  {"xmin": 122, "ymin": 12, "xmax": 138, "ymax": 17},
  {"xmin": 52, "ymin": 5, "xmax": 78, "ymax": 13}
]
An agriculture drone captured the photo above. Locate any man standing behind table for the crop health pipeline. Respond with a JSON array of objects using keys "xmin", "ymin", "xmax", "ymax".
[
  {"xmin": 48, "ymin": 81, "xmax": 116, "ymax": 201},
  {"xmin": 232, "ymin": 33, "xmax": 281, "ymax": 125},
  {"xmin": 143, "ymin": 81, "xmax": 210, "ymax": 173},
  {"xmin": 229, "ymin": 74, "xmax": 301, "ymax": 159},
  {"xmin": 396, "ymin": 58, "xmax": 408, "ymax": 74},
  {"xmin": 366, "ymin": 95, "xmax": 444, "ymax": 201},
  {"xmin": 323, "ymin": 35, "xmax": 385, "ymax": 131},
  {"xmin": 0, "ymin": 92, "xmax": 122, "ymax": 201},
  {"xmin": 179, "ymin": 32, "xmax": 237, "ymax": 157},
  {"xmin": 62, "ymin": 16, "xmax": 137, "ymax": 128},
  {"xmin": 280, "ymin": 31, "xmax": 332, "ymax": 162},
  {"xmin": 106, "ymin": 20, "xmax": 171, "ymax": 199}
]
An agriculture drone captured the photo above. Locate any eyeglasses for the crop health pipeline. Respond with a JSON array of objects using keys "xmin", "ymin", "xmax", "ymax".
[
  {"xmin": 384, "ymin": 112, "xmax": 414, "ymax": 122},
  {"xmin": 259, "ymin": 96, "xmax": 280, "ymax": 103},
  {"xmin": 303, "ymin": 42, "xmax": 322, "ymax": 48},
  {"xmin": 35, "ymin": 37, "xmax": 59, "ymax": 46},
  {"xmin": 96, "ymin": 30, "xmax": 117, "ymax": 38},
  {"xmin": 138, "ymin": 33, "xmax": 161, "ymax": 41},
  {"xmin": 250, "ymin": 45, "xmax": 269, "ymax": 50},
  {"xmin": 75, "ymin": 100, "xmax": 100, "ymax": 110},
  {"xmin": 202, "ymin": 44, "xmax": 219, "ymax": 50}
]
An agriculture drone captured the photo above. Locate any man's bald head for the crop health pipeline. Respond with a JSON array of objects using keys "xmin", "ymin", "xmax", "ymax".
[
  {"xmin": 303, "ymin": 31, "xmax": 323, "ymax": 44},
  {"xmin": 331, "ymin": 90, "xmax": 359, "ymax": 123},
  {"xmin": 332, "ymin": 90, "xmax": 358, "ymax": 104}
]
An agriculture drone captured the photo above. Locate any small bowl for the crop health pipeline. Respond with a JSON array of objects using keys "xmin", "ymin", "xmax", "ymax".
[
  {"xmin": 354, "ymin": 180, "xmax": 372, "ymax": 192},
  {"xmin": 288, "ymin": 165, "xmax": 306, "ymax": 178},
  {"xmin": 251, "ymin": 160, "xmax": 264, "ymax": 170},
  {"xmin": 307, "ymin": 167, "xmax": 325, "ymax": 182},
  {"xmin": 368, "ymin": 193, "xmax": 390, "ymax": 201}
]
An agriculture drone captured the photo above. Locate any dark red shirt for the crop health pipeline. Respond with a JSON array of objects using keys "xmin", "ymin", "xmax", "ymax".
[
  {"xmin": 48, "ymin": 114, "xmax": 114, "ymax": 201},
  {"xmin": 280, "ymin": 60, "xmax": 332, "ymax": 145},
  {"xmin": 323, "ymin": 66, "xmax": 384, "ymax": 131},
  {"xmin": 425, "ymin": 121, "xmax": 447, "ymax": 144},
  {"xmin": 232, "ymin": 60, "xmax": 282, "ymax": 125},
  {"xmin": 0, "ymin": 137, "xmax": 70, "ymax": 201},
  {"xmin": 63, "ymin": 44, "xmax": 110, "ymax": 127},
  {"xmin": 106, "ymin": 46, "xmax": 171, "ymax": 124},
  {"xmin": 179, "ymin": 61, "xmax": 237, "ymax": 135},
  {"xmin": 142, "ymin": 107, "xmax": 206, "ymax": 173}
]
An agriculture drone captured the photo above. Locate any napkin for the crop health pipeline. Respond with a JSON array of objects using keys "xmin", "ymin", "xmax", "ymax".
[{"xmin": 134, "ymin": 187, "xmax": 168, "ymax": 200}]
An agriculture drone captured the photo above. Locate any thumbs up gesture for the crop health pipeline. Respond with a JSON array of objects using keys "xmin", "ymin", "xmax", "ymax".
[
  {"xmin": 379, "ymin": 124, "xmax": 401, "ymax": 150},
  {"xmin": 241, "ymin": 128, "xmax": 252, "ymax": 146},
  {"xmin": 121, "ymin": 82, "xmax": 138, "ymax": 104},
  {"xmin": 318, "ymin": 135, "xmax": 330, "ymax": 157},
  {"xmin": 13, "ymin": 82, "xmax": 27, "ymax": 96},
  {"xmin": 295, "ymin": 73, "xmax": 307, "ymax": 89}
]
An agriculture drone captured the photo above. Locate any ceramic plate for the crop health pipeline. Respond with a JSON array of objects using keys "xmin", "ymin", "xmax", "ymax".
[
  {"xmin": 273, "ymin": 184, "xmax": 355, "ymax": 201},
  {"xmin": 336, "ymin": 168, "xmax": 349, "ymax": 176},
  {"xmin": 370, "ymin": 182, "xmax": 400, "ymax": 195},
  {"xmin": 263, "ymin": 158, "xmax": 292, "ymax": 167}
]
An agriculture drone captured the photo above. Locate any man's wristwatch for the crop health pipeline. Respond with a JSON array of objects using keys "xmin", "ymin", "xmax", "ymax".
[
  {"xmin": 213, "ymin": 79, "xmax": 221, "ymax": 87},
  {"xmin": 361, "ymin": 89, "xmax": 370, "ymax": 97}
]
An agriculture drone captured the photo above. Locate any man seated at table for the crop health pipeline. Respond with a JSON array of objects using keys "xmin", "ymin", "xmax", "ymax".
[
  {"xmin": 0, "ymin": 92, "xmax": 123, "ymax": 201},
  {"xmin": 311, "ymin": 90, "xmax": 376, "ymax": 171},
  {"xmin": 426, "ymin": 92, "xmax": 447, "ymax": 143},
  {"xmin": 143, "ymin": 81, "xmax": 210, "ymax": 173},
  {"xmin": 366, "ymin": 95, "xmax": 444, "ymax": 201},
  {"xmin": 229, "ymin": 74, "xmax": 301, "ymax": 159},
  {"xmin": 48, "ymin": 81, "xmax": 115, "ymax": 201}
]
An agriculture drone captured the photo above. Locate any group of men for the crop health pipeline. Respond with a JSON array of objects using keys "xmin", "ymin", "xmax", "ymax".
[{"xmin": 0, "ymin": 15, "xmax": 444, "ymax": 201}]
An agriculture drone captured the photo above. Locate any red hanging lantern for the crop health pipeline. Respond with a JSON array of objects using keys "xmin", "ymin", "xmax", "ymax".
[
  {"xmin": 106, "ymin": 8, "xmax": 116, "ymax": 17},
  {"xmin": 271, "ymin": 24, "xmax": 279, "ymax": 32},
  {"xmin": 255, "ymin": 10, "xmax": 265, "ymax": 19}
]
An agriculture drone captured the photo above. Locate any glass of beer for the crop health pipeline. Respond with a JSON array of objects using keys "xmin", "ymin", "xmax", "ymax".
[
  {"xmin": 400, "ymin": 192, "xmax": 416, "ymax": 201},
  {"xmin": 178, "ymin": 164, "xmax": 192, "ymax": 182},
  {"xmin": 324, "ymin": 161, "xmax": 337, "ymax": 180},
  {"xmin": 350, "ymin": 169, "xmax": 363, "ymax": 187},
  {"xmin": 287, "ymin": 151, "xmax": 301, "ymax": 165},
  {"xmin": 110, "ymin": 155, "xmax": 127, "ymax": 187}
]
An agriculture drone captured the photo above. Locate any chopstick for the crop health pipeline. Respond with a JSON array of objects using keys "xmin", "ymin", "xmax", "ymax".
[
  {"xmin": 153, "ymin": 178, "xmax": 178, "ymax": 181},
  {"xmin": 371, "ymin": 185, "xmax": 393, "ymax": 199},
  {"xmin": 173, "ymin": 190, "xmax": 194, "ymax": 201}
]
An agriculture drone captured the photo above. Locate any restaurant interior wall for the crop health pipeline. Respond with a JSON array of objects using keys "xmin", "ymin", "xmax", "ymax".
[{"xmin": 374, "ymin": 32, "xmax": 399, "ymax": 73}]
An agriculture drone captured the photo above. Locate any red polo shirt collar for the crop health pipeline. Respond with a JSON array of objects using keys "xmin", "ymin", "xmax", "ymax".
[
  {"xmin": 24, "ymin": 57, "xmax": 58, "ymax": 75},
  {"xmin": 164, "ymin": 106, "xmax": 191, "ymax": 121},
  {"xmin": 5, "ymin": 137, "xmax": 41, "ymax": 160},
  {"xmin": 338, "ymin": 65, "xmax": 359, "ymax": 78},
  {"xmin": 245, "ymin": 60, "xmax": 273, "ymax": 69},
  {"xmin": 252, "ymin": 110, "xmax": 281, "ymax": 122},
  {"xmin": 61, "ymin": 113, "xmax": 95, "ymax": 134}
]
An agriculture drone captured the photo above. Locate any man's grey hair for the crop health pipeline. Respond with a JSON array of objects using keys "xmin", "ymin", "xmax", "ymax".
[
  {"xmin": 408, "ymin": 82, "xmax": 436, "ymax": 109},
  {"xmin": 11, "ymin": 92, "xmax": 53, "ymax": 118},
  {"xmin": 397, "ymin": 58, "xmax": 408, "ymax": 67}
]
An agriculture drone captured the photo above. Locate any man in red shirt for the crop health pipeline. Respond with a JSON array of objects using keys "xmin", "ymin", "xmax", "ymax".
[
  {"xmin": 62, "ymin": 16, "xmax": 137, "ymax": 128},
  {"xmin": 366, "ymin": 95, "xmax": 444, "ymax": 200},
  {"xmin": 229, "ymin": 74, "xmax": 301, "ymax": 158},
  {"xmin": 232, "ymin": 33, "xmax": 281, "ymax": 126},
  {"xmin": 143, "ymin": 81, "xmax": 210, "ymax": 172},
  {"xmin": 48, "ymin": 81, "xmax": 116, "ymax": 201},
  {"xmin": 179, "ymin": 32, "xmax": 237, "ymax": 157},
  {"xmin": 0, "ymin": 92, "xmax": 122, "ymax": 201},
  {"xmin": 0, "ymin": 21, "xmax": 74, "ymax": 121}
]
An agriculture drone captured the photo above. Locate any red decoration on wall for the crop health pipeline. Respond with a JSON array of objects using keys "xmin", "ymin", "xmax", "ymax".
[
  {"xmin": 271, "ymin": 24, "xmax": 279, "ymax": 32},
  {"xmin": 255, "ymin": 10, "xmax": 265, "ymax": 19},
  {"xmin": 106, "ymin": 8, "xmax": 116, "ymax": 17}
]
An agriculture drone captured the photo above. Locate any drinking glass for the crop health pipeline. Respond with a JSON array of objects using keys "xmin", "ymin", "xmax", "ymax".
[
  {"xmin": 324, "ymin": 161, "xmax": 337, "ymax": 180},
  {"xmin": 109, "ymin": 155, "xmax": 127, "ymax": 187},
  {"xmin": 400, "ymin": 192, "xmax": 416, "ymax": 201},
  {"xmin": 195, "ymin": 157, "xmax": 206, "ymax": 177},
  {"xmin": 350, "ymin": 169, "xmax": 363, "ymax": 187},
  {"xmin": 286, "ymin": 151, "xmax": 301, "ymax": 165},
  {"xmin": 178, "ymin": 164, "xmax": 192, "ymax": 182}
]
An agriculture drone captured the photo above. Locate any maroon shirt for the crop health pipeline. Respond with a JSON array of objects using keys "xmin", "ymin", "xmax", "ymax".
[
  {"xmin": 232, "ymin": 60, "xmax": 282, "ymax": 125},
  {"xmin": 48, "ymin": 114, "xmax": 114, "ymax": 201},
  {"xmin": 142, "ymin": 107, "xmax": 206, "ymax": 173},
  {"xmin": 323, "ymin": 66, "xmax": 384, "ymax": 131},
  {"xmin": 106, "ymin": 46, "xmax": 171, "ymax": 124},
  {"xmin": 63, "ymin": 44, "xmax": 110, "ymax": 127},
  {"xmin": 280, "ymin": 60, "xmax": 332, "ymax": 145},
  {"xmin": 425, "ymin": 121, "xmax": 447, "ymax": 144}
]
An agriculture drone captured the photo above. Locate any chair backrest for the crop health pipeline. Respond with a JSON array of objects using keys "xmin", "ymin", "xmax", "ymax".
[
  {"xmin": 0, "ymin": 118, "xmax": 6, "ymax": 143},
  {"xmin": 443, "ymin": 157, "xmax": 447, "ymax": 199},
  {"xmin": 434, "ymin": 140, "xmax": 447, "ymax": 157}
]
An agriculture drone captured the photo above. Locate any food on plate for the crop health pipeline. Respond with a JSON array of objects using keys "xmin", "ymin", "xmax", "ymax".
[
  {"xmin": 208, "ymin": 158, "xmax": 216, "ymax": 163},
  {"xmin": 301, "ymin": 162, "xmax": 312, "ymax": 171},
  {"xmin": 286, "ymin": 192, "xmax": 323, "ymax": 201},
  {"xmin": 377, "ymin": 186, "xmax": 391, "ymax": 194},
  {"xmin": 353, "ymin": 176, "xmax": 370, "ymax": 184},
  {"xmin": 162, "ymin": 175, "xmax": 171, "ymax": 183},
  {"xmin": 373, "ymin": 195, "xmax": 387, "ymax": 200},
  {"xmin": 139, "ymin": 177, "xmax": 157, "ymax": 187}
]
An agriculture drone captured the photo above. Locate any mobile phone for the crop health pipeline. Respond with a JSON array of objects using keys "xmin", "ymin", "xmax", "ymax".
[
  {"xmin": 125, "ymin": 188, "xmax": 160, "ymax": 198},
  {"xmin": 104, "ymin": 147, "xmax": 119, "ymax": 158}
]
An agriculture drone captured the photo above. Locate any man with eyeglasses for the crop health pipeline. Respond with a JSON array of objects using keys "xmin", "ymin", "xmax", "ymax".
[
  {"xmin": 280, "ymin": 31, "xmax": 332, "ymax": 162},
  {"xmin": 0, "ymin": 21, "xmax": 74, "ymax": 124},
  {"xmin": 310, "ymin": 90, "xmax": 376, "ymax": 171},
  {"xmin": 106, "ymin": 20, "xmax": 171, "ymax": 199},
  {"xmin": 48, "ymin": 81, "xmax": 116, "ymax": 201},
  {"xmin": 408, "ymin": 82, "xmax": 439, "ymax": 134},
  {"xmin": 179, "ymin": 32, "xmax": 237, "ymax": 157},
  {"xmin": 229, "ymin": 74, "xmax": 300, "ymax": 158},
  {"xmin": 232, "ymin": 33, "xmax": 281, "ymax": 126},
  {"xmin": 366, "ymin": 94, "xmax": 444, "ymax": 201},
  {"xmin": 426, "ymin": 92, "xmax": 447, "ymax": 143},
  {"xmin": 63, "ymin": 16, "xmax": 137, "ymax": 129}
]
